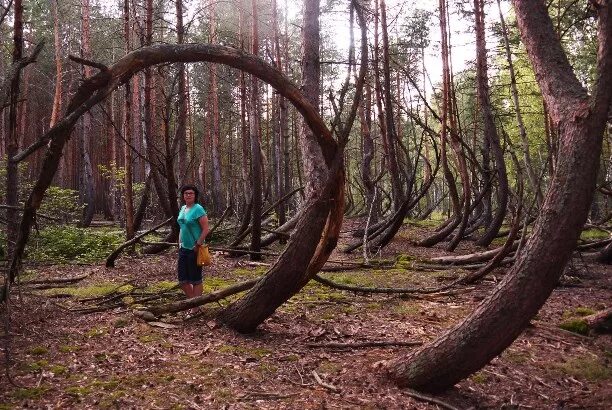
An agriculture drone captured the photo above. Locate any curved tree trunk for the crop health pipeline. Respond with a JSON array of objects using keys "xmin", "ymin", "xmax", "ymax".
[
  {"xmin": 387, "ymin": 0, "xmax": 612, "ymax": 392},
  {"xmin": 217, "ymin": 1, "xmax": 368, "ymax": 333},
  {"xmin": 4, "ymin": 42, "xmax": 356, "ymax": 300}
]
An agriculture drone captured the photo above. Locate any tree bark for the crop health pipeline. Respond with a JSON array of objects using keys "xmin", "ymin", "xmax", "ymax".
[
  {"xmin": 79, "ymin": 0, "xmax": 95, "ymax": 227},
  {"xmin": 209, "ymin": 0, "xmax": 224, "ymax": 214},
  {"xmin": 248, "ymin": 0, "xmax": 263, "ymax": 261},
  {"xmin": 5, "ymin": 0, "xmax": 23, "ymax": 260},
  {"xmin": 50, "ymin": 0, "xmax": 63, "ymax": 128},
  {"xmin": 175, "ymin": 0, "xmax": 188, "ymax": 186},
  {"xmin": 496, "ymin": 0, "xmax": 542, "ymax": 207},
  {"xmin": 387, "ymin": 0, "xmax": 612, "ymax": 392},
  {"xmin": 123, "ymin": 0, "xmax": 135, "ymax": 240},
  {"xmin": 474, "ymin": 0, "xmax": 508, "ymax": 247}
]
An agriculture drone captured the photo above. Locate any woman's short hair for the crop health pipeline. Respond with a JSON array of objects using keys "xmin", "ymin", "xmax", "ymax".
[{"xmin": 180, "ymin": 184, "xmax": 199, "ymax": 203}]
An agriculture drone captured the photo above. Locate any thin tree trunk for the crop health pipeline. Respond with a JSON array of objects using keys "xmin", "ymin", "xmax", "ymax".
[
  {"xmin": 209, "ymin": 0, "xmax": 224, "ymax": 214},
  {"xmin": 379, "ymin": 0, "xmax": 405, "ymax": 208},
  {"xmin": 123, "ymin": 0, "xmax": 135, "ymax": 240},
  {"xmin": 5, "ymin": 0, "xmax": 23, "ymax": 260},
  {"xmin": 248, "ymin": 0, "xmax": 263, "ymax": 260},
  {"xmin": 176, "ymin": 0, "xmax": 188, "ymax": 185},
  {"xmin": 496, "ymin": 0, "xmax": 542, "ymax": 207},
  {"xmin": 78, "ymin": 0, "xmax": 95, "ymax": 227},
  {"xmin": 474, "ymin": 0, "xmax": 508, "ymax": 247},
  {"xmin": 50, "ymin": 0, "xmax": 63, "ymax": 128}
]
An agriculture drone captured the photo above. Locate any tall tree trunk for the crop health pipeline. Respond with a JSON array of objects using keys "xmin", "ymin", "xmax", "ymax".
[
  {"xmin": 79, "ymin": 0, "xmax": 95, "ymax": 227},
  {"xmin": 272, "ymin": 0, "xmax": 286, "ymax": 229},
  {"xmin": 474, "ymin": 0, "xmax": 508, "ymax": 247},
  {"xmin": 299, "ymin": 0, "xmax": 326, "ymax": 198},
  {"xmin": 496, "ymin": 0, "xmax": 542, "ymax": 207},
  {"xmin": 176, "ymin": 0, "xmax": 188, "ymax": 185},
  {"xmin": 248, "ymin": 0, "xmax": 263, "ymax": 260},
  {"xmin": 238, "ymin": 3, "xmax": 251, "ymax": 210},
  {"xmin": 5, "ymin": 0, "xmax": 24, "ymax": 259},
  {"xmin": 379, "ymin": 0, "xmax": 404, "ymax": 208},
  {"xmin": 50, "ymin": 0, "xmax": 63, "ymax": 128},
  {"xmin": 387, "ymin": 0, "xmax": 612, "ymax": 391},
  {"xmin": 123, "ymin": 0, "xmax": 135, "ymax": 240},
  {"xmin": 209, "ymin": 0, "xmax": 224, "ymax": 214},
  {"xmin": 417, "ymin": 0, "xmax": 462, "ymax": 248},
  {"xmin": 216, "ymin": 0, "xmax": 368, "ymax": 332}
]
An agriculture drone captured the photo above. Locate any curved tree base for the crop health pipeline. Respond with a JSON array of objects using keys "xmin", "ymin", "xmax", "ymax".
[{"xmin": 386, "ymin": 0, "xmax": 612, "ymax": 392}]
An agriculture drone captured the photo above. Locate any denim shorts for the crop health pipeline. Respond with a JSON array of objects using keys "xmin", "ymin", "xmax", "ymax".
[{"xmin": 177, "ymin": 247, "xmax": 203, "ymax": 284}]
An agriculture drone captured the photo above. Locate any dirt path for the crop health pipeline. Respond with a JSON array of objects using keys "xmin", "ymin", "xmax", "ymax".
[{"xmin": 1, "ymin": 223, "xmax": 610, "ymax": 409}]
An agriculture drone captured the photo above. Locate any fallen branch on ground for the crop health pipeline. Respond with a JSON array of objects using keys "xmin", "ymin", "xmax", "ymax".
[
  {"xmin": 146, "ymin": 278, "xmax": 260, "ymax": 317},
  {"xmin": 312, "ymin": 370, "xmax": 339, "ymax": 392},
  {"xmin": 106, "ymin": 217, "xmax": 173, "ymax": 267},
  {"xmin": 21, "ymin": 273, "xmax": 91, "ymax": 286},
  {"xmin": 402, "ymin": 388, "xmax": 462, "ymax": 410}
]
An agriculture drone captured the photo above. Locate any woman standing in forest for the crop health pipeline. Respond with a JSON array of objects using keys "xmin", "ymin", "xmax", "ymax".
[{"xmin": 177, "ymin": 184, "xmax": 209, "ymax": 316}]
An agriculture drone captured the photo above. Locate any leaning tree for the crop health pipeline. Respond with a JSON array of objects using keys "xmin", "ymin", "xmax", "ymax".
[{"xmin": 387, "ymin": 0, "xmax": 612, "ymax": 392}]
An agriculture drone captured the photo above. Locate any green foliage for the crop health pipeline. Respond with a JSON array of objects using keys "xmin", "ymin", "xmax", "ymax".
[
  {"xmin": 28, "ymin": 226, "xmax": 123, "ymax": 264},
  {"xmin": 37, "ymin": 186, "xmax": 82, "ymax": 224}
]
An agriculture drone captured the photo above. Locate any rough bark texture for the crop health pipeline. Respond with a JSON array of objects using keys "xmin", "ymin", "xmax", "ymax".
[{"xmin": 387, "ymin": 0, "xmax": 612, "ymax": 392}]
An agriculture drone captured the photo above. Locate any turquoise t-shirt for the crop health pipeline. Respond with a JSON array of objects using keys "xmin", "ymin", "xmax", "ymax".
[{"xmin": 177, "ymin": 203, "xmax": 207, "ymax": 249}]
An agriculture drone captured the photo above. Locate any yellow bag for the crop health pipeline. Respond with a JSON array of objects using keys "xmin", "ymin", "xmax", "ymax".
[{"xmin": 196, "ymin": 244, "xmax": 211, "ymax": 267}]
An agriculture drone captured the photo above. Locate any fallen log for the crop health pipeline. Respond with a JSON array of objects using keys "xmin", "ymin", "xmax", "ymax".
[
  {"xmin": 427, "ymin": 241, "xmax": 519, "ymax": 265},
  {"xmin": 584, "ymin": 307, "xmax": 612, "ymax": 334}
]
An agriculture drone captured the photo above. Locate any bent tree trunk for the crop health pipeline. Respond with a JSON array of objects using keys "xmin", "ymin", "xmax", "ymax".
[
  {"xmin": 4, "ymin": 43, "xmax": 353, "ymax": 298},
  {"xmin": 217, "ymin": 1, "xmax": 368, "ymax": 333},
  {"xmin": 387, "ymin": 0, "xmax": 612, "ymax": 392}
]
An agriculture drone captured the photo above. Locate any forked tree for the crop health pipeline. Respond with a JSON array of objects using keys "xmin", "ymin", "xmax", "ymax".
[{"xmin": 387, "ymin": 0, "xmax": 612, "ymax": 392}]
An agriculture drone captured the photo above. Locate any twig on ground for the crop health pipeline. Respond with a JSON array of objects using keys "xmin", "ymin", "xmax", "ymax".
[
  {"xmin": 20, "ymin": 273, "xmax": 91, "ymax": 286},
  {"xmin": 403, "ymin": 388, "xmax": 462, "ymax": 410},
  {"xmin": 311, "ymin": 370, "xmax": 340, "ymax": 392}
]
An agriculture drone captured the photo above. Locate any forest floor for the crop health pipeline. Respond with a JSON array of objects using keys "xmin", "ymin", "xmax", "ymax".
[{"xmin": 0, "ymin": 218, "xmax": 611, "ymax": 409}]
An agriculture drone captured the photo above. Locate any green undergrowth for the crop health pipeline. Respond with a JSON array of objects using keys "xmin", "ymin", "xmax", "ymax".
[
  {"xmin": 28, "ymin": 226, "xmax": 124, "ymax": 264},
  {"xmin": 554, "ymin": 355, "xmax": 611, "ymax": 381}
]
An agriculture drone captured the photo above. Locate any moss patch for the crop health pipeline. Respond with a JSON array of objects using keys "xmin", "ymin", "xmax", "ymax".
[
  {"xmin": 559, "ymin": 319, "xmax": 589, "ymax": 335},
  {"xmin": 556, "ymin": 356, "xmax": 611, "ymax": 381},
  {"xmin": 28, "ymin": 346, "xmax": 49, "ymax": 355},
  {"xmin": 43, "ymin": 283, "xmax": 133, "ymax": 299},
  {"xmin": 12, "ymin": 387, "xmax": 47, "ymax": 400}
]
